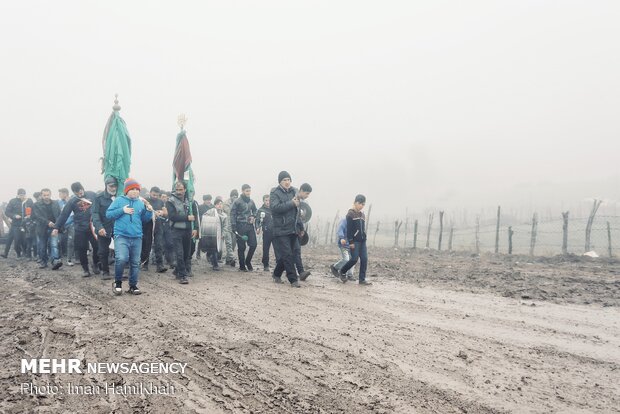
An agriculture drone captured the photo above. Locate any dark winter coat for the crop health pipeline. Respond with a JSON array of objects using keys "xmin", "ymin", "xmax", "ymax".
[
  {"xmin": 33, "ymin": 200, "xmax": 61, "ymax": 236},
  {"xmin": 54, "ymin": 191, "xmax": 97, "ymax": 232},
  {"xmin": 230, "ymin": 195, "xmax": 257, "ymax": 231},
  {"xmin": 256, "ymin": 204, "xmax": 273, "ymax": 233},
  {"xmin": 269, "ymin": 185, "xmax": 298, "ymax": 237},
  {"xmin": 5, "ymin": 197, "xmax": 34, "ymax": 225},
  {"xmin": 92, "ymin": 190, "xmax": 116, "ymax": 236}
]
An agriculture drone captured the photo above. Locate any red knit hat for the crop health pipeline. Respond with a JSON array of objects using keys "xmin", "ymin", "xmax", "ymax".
[{"xmin": 124, "ymin": 178, "xmax": 140, "ymax": 194}]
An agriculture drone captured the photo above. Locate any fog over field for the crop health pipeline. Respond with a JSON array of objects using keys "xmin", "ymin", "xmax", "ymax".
[{"xmin": 1, "ymin": 1, "xmax": 619, "ymax": 219}]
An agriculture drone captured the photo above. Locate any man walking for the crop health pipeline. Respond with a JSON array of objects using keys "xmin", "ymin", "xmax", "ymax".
[
  {"xmin": 92, "ymin": 177, "xmax": 118, "ymax": 279},
  {"xmin": 141, "ymin": 186, "xmax": 168, "ymax": 273},
  {"xmin": 1, "ymin": 189, "xmax": 33, "ymax": 258},
  {"xmin": 53, "ymin": 182, "xmax": 100, "ymax": 277},
  {"xmin": 230, "ymin": 184, "xmax": 258, "ymax": 272},
  {"xmin": 256, "ymin": 194, "xmax": 273, "ymax": 272},
  {"xmin": 32, "ymin": 189, "xmax": 62, "ymax": 270},
  {"xmin": 166, "ymin": 181, "xmax": 197, "ymax": 285},
  {"xmin": 270, "ymin": 171, "xmax": 301, "ymax": 288}
]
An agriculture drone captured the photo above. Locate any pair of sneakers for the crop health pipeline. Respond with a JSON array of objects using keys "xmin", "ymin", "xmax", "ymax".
[{"xmin": 113, "ymin": 281, "xmax": 141, "ymax": 296}]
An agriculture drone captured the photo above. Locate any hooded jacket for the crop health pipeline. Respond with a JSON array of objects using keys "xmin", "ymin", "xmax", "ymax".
[
  {"xmin": 346, "ymin": 209, "xmax": 366, "ymax": 244},
  {"xmin": 105, "ymin": 195, "xmax": 153, "ymax": 238}
]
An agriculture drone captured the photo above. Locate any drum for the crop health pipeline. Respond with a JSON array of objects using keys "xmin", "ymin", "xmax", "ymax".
[
  {"xmin": 199, "ymin": 213, "xmax": 221, "ymax": 253},
  {"xmin": 299, "ymin": 201, "xmax": 312, "ymax": 223},
  {"xmin": 299, "ymin": 230, "xmax": 309, "ymax": 246}
]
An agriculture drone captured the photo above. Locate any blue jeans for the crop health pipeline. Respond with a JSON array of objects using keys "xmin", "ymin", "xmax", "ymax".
[
  {"xmin": 38, "ymin": 228, "xmax": 60, "ymax": 266},
  {"xmin": 340, "ymin": 240, "xmax": 368, "ymax": 282},
  {"xmin": 114, "ymin": 236, "xmax": 142, "ymax": 286}
]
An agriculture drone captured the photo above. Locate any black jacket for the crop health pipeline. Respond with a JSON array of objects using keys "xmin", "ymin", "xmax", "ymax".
[
  {"xmin": 269, "ymin": 185, "xmax": 298, "ymax": 237},
  {"xmin": 230, "ymin": 195, "xmax": 257, "ymax": 230},
  {"xmin": 92, "ymin": 190, "xmax": 116, "ymax": 236},
  {"xmin": 256, "ymin": 204, "xmax": 273, "ymax": 233},
  {"xmin": 33, "ymin": 200, "xmax": 61, "ymax": 235},
  {"xmin": 55, "ymin": 191, "xmax": 97, "ymax": 232},
  {"xmin": 346, "ymin": 208, "xmax": 367, "ymax": 244},
  {"xmin": 5, "ymin": 197, "xmax": 33, "ymax": 225}
]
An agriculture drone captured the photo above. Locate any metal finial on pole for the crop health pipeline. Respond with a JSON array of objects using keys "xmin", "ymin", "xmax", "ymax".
[
  {"xmin": 177, "ymin": 113, "xmax": 187, "ymax": 131},
  {"xmin": 112, "ymin": 93, "xmax": 121, "ymax": 112}
]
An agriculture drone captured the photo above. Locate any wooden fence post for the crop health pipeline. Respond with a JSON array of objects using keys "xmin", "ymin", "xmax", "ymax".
[
  {"xmin": 508, "ymin": 226, "xmax": 514, "ymax": 255},
  {"xmin": 495, "ymin": 206, "xmax": 501, "ymax": 254},
  {"xmin": 404, "ymin": 216, "xmax": 409, "ymax": 247},
  {"xmin": 366, "ymin": 204, "xmax": 373, "ymax": 237},
  {"xmin": 475, "ymin": 216, "xmax": 480, "ymax": 254},
  {"xmin": 529, "ymin": 213, "xmax": 538, "ymax": 256},
  {"xmin": 394, "ymin": 220, "xmax": 403, "ymax": 247},
  {"xmin": 585, "ymin": 199, "xmax": 602, "ymax": 252},
  {"xmin": 562, "ymin": 211, "xmax": 569, "ymax": 255},
  {"xmin": 448, "ymin": 226, "xmax": 454, "ymax": 251},
  {"xmin": 607, "ymin": 221, "xmax": 613, "ymax": 258},
  {"xmin": 426, "ymin": 213, "xmax": 434, "ymax": 248},
  {"xmin": 373, "ymin": 221, "xmax": 380, "ymax": 247},
  {"xmin": 438, "ymin": 211, "xmax": 444, "ymax": 250},
  {"xmin": 413, "ymin": 219, "xmax": 418, "ymax": 249}
]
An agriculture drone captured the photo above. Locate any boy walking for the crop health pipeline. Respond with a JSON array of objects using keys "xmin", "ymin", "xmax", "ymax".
[
  {"xmin": 105, "ymin": 178, "xmax": 153, "ymax": 295},
  {"xmin": 339, "ymin": 195, "xmax": 371, "ymax": 286}
]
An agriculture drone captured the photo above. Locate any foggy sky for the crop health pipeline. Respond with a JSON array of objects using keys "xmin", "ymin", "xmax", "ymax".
[{"xmin": 1, "ymin": 1, "xmax": 619, "ymax": 221}]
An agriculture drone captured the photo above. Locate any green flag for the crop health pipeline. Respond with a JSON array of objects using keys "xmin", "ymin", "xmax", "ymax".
[{"xmin": 101, "ymin": 99, "xmax": 131, "ymax": 193}]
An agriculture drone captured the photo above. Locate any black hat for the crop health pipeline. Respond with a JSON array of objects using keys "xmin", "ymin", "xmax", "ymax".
[
  {"xmin": 17, "ymin": 188, "xmax": 26, "ymax": 195},
  {"xmin": 104, "ymin": 176, "xmax": 118, "ymax": 185},
  {"xmin": 278, "ymin": 171, "xmax": 291, "ymax": 183},
  {"xmin": 354, "ymin": 194, "xmax": 366, "ymax": 204},
  {"xmin": 230, "ymin": 189, "xmax": 239, "ymax": 197}
]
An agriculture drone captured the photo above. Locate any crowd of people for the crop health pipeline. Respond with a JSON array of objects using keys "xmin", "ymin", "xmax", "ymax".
[{"xmin": 0, "ymin": 171, "xmax": 371, "ymax": 295}]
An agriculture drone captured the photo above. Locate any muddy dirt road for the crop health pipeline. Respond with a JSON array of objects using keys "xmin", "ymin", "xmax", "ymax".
[{"xmin": 1, "ymin": 247, "xmax": 619, "ymax": 413}]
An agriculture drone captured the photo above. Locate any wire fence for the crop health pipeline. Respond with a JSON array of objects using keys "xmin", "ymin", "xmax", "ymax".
[{"xmin": 309, "ymin": 212, "xmax": 620, "ymax": 257}]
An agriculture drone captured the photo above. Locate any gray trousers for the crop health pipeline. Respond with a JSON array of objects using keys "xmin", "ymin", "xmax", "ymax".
[{"xmin": 334, "ymin": 245, "xmax": 354, "ymax": 277}]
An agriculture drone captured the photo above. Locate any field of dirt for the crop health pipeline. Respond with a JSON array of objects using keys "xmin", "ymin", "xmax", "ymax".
[{"xmin": 1, "ymin": 246, "xmax": 619, "ymax": 413}]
